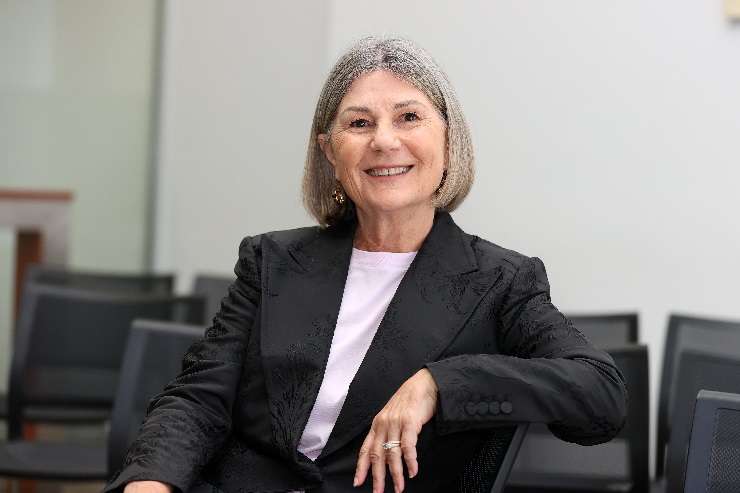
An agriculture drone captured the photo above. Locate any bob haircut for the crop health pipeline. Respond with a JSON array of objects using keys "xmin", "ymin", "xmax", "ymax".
[{"xmin": 302, "ymin": 36, "xmax": 474, "ymax": 227}]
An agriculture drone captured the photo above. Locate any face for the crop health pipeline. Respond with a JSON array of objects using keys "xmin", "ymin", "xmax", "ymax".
[{"xmin": 318, "ymin": 70, "xmax": 447, "ymax": 219}]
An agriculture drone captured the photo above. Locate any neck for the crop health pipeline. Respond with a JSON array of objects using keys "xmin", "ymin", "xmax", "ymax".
[{"xmin": 353, "ymin": 206, "xmax": 435, "ymax": 252}]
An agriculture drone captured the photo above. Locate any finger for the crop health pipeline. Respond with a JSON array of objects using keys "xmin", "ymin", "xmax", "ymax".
[
  {"xmin": 370, "ymin": 427, "xmax": 387, "ymax": 493},
  {"xmin": 355, "ymin": 430, "xmax": 375, "ymax": 486},
  {"xmin": 401, "ymin": 418, "xmax": 420, "ymax": 479},
  {"xmin": 370, "ymin": 444, "xmax": 386, "ymax": 493},
  {"xmin": 386, "ymin": 421, "xmax": 404, "ymax": 493}
]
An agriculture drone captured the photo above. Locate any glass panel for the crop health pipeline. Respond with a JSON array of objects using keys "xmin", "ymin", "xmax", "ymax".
[{"xmin": 0, "ymin": 0, "xmax": 161, "ymax": 397}]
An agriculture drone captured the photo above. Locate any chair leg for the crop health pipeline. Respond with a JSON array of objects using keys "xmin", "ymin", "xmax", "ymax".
[{"xmin": 19, "ymin": 423, "xmax": 37, "ymax": 493}]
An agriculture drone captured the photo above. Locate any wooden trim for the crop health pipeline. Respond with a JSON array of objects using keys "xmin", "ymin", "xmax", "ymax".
[
  {"xmin": 0, "ymin": 188, "xmax": 73, "ymax": 202},
  {"xmin": 15, "ymin": 231, "xmax": 43, "ymax": 321}
]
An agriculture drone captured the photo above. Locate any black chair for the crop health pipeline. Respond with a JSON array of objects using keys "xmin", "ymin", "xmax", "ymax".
[
  {"xmin": 25, "ymin": 263, "xmax": 174, "ymax": 295},
  {"xmin": 192, "ymin": 273, "xmax": 234, "ymax": 324},
  {"xmin": 656, "ymin": 314, "xmax": 740, "ymax": 479},
  {"xmin": 0, "ymin": 318, "xmax": 204, "ymax": 481},
  {"xmin": 684, "ymin": 390, "xmax": 740, "ymax": 493},
  {"xmin": 661, "ymin": 351, "xmax": 740, "ymax": 493},
  {"xmin": 108, "ymin": 320, "xmax": 205, "ymax": 474},
  {"xmin": 505, "ymin": 344, "xmax": 649, "ymax": 493},
  {"xmin": 567, "ymin": 312, "xmax": 639, "ymax": 348},
  {"xmin": 4, "ymin": 284, "xmax": 204, "ymax": 440},
  {"xmin": 0, "ymin": 265, "xmax": 176, "ymax": 424},
  {"xmin": 455, "ymin": 424, "xmax": 529, "ymax": 493}
]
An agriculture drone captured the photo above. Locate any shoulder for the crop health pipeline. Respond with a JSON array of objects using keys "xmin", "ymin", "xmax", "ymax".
[
  {"xmin": 461, "ymin": 232, "xmax": 553, "ymax": 294},
  {"xmin": 463, "ymin": 232, "xmax": 534, "ymax": 277},
  {"xmin": 238, "ymin": 224, "xmax": 324, "ymax": 257}
]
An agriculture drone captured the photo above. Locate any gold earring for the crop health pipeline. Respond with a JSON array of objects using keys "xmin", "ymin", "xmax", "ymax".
[{"xmin": 332, "ymin": 184, "xmax": 346, "ymax": 205}]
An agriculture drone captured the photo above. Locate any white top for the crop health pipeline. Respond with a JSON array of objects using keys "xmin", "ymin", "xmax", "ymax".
[{"xmin": 288, "ymin": 247, "xmax": 417, "ymax": 493}]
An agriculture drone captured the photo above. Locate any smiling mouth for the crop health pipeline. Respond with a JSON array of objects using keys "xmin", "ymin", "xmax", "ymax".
[{"xmin": 365, "ymin": 166, "xmax": 413, "ymax": 177}]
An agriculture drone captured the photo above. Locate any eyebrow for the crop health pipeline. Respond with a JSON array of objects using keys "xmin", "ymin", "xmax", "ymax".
[
  {"xmin": 339, "ymin": 99, "xmax": 427, "ymax": 116},
  {"xmin": 341, "ymin": 106, "xmax": 371, "ymax": 115},
  {"xmin": 393, "ymin": 99, "xmax": 424, "ymax": 110}
]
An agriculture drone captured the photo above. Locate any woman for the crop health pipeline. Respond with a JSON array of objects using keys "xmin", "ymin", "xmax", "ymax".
[{"xmin": 107, "ymin": 37, "xmax": 627, "ymax": 493}]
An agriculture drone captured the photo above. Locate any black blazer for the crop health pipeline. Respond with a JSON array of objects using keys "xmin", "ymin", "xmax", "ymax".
[{"xmin": 105, "ymin": 211, "xmax": 627, "ymax": 493}]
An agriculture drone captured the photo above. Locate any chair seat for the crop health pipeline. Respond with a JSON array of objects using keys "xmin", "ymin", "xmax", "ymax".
[
  {"xmin": 0, "ymin": 441, "xmax": 107, "ymax": 480},
  {"xmin": 0, "ymin": 394, "xmax": 110, "ymax": 424},
  {"xmin": 506, "ymin": 472, "xmax": 633, "ymax": 492}
]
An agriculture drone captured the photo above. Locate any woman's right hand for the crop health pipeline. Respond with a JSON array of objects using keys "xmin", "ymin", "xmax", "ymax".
[{"xmin": 123, "ymin": 481, "xmax": 173, "ymax": 493}]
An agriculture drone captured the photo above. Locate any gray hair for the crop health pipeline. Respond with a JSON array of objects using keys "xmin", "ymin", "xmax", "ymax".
[{"xmin": 302, "ymin": 36, "xmax": 474, "ymax": 227}]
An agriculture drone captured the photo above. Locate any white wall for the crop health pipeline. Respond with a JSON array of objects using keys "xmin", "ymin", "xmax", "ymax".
[
  {"xmin": 153, "ymin": 0, "xmax": 330, "ymax": 289},
  {"xmin": 156, "ymin": 0, "xmax": 740, "ymax": 476}
]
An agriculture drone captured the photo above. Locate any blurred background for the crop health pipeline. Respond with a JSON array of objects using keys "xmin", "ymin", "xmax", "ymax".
[{"xmin": 1, "ymin": 1, "xmax": 739, "ymax": 492}]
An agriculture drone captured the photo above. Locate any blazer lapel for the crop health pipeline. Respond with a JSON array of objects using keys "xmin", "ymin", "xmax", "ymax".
[
  {"xmin": 317, "ymin": 212, "xmax": 503, "ymax": 461},
  {"xmin": 259, "ymin": 221, "xmax": 355, "ymax": 468}
]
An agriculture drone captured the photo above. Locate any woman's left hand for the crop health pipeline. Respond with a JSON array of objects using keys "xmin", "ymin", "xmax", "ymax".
[{"xmin": 353, "ymin": 368, "xmax": 439, "ymax": 493}]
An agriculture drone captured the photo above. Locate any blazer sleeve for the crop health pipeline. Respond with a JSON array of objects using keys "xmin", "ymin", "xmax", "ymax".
[
  {"xmin": 104, "ymin": 236, "xmax": 262, "ymax": 493},
  {"xmin": 424, "ymin": 256, "xmax": 628, "ymax": 445}
]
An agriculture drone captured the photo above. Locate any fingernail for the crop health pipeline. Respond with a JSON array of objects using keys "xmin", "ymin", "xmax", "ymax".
[{"xmin": 353, "ymin": 477, "xmax": 358, "ymax": 487}]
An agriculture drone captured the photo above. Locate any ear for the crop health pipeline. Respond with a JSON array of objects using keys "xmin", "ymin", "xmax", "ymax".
[{"xmin": 317, "ymin": 133, "xmax": 337, "ymax": 172}]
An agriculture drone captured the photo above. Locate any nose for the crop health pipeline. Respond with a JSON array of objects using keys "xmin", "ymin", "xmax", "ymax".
[{"xmin": 370, "ymin": 120, "xmax": 400, "ymax": 152}]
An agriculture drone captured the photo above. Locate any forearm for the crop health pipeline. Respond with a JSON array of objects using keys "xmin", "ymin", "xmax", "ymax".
[
  {"xmin": 104, "ymin": 236, "xmax": 261, "ymax": 492},
  {"xmin": 106, "ymin": 371, "xmax": 237, "ymax": 491},
  {"xmin": 425, "ymin": 347, "xmax": 627, "ymax": 444}
]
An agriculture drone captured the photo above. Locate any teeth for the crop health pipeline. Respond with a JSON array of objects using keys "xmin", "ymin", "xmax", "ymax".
[{"xmin": 367, "ymin": 166, "xmax": 411, "ymax": 177}]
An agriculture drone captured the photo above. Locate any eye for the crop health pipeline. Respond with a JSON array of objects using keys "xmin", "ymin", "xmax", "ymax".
[
  {"xmin": 350, "ymin": 118, "xmax": 371, "ymax": 128},
  {"xmin": 402, "ymin": 112, "xmax": 420, "ymax": 122}
]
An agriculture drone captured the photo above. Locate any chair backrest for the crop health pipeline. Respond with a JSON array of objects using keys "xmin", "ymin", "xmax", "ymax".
[
  {"xmin": 508, "ymin": 344, "xmax": 649, "ymax": 491},
  {"xmin": 192, "ymin": 274, "xmax": 234, "ymax": 323},
  {"xmin": 455, "ymin": 424, "xmax": 528, "ymax": 493},
  {"xmin": 26, "ymin": 263, "xmax": 174, "ymax": 295},
  {"xmin": 108, "ymin": 319, "xmax": 204, "ymax": 475},
  {"xmin": 566, "ymin": 312, "xmax": 639, "ymax": 348},
  {"xmin": 664, "ymin": 351, "xmax": 740, "ymax": 492},
  {"xmin": 6, "ymin": 283, "xmax": 205, "ymax": 439},
  {"xmin": 612, "ymin": 344, "xmax": 650, "ymax": 491},
  {"xmin": 684, "ymin": 390, "xmax": 740, "ymax": 493},
  {"xmin": 656, "ymin": 314, "xmax": 740, "ymax": 477}
]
